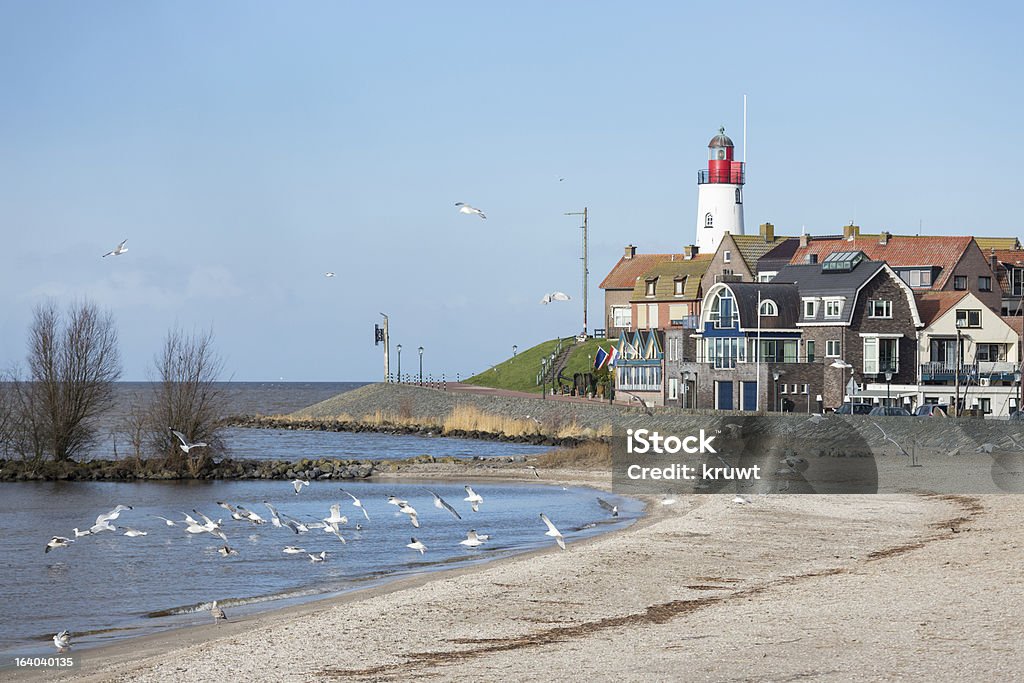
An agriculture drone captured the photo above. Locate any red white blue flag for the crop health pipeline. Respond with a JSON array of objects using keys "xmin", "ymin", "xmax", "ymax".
[{"xmin": 593, "ymin": 346, "xmax": 608, "ymax": 369}]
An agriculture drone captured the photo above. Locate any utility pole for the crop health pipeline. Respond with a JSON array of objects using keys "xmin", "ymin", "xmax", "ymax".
[
  {"xmin": 376, "ymin": 313, "xmax": 390, "ymax": 382},
  {"xmin": 565, "ymin": 207, "xmax": 589, "ymax": 336}
]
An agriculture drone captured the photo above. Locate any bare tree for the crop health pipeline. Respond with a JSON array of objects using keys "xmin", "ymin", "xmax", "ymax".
[
  {"xmin": 21, "ymin": 301, "xmax": 121, "ymax": 461},
  {"xmin": 148, "ymin": 328, "xmax": 228, "ymax": 473}
]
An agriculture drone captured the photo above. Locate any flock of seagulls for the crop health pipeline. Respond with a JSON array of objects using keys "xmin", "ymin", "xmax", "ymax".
[{"xmin": 43, "ymin": 480, "xmax": 622, "ymax": 651}]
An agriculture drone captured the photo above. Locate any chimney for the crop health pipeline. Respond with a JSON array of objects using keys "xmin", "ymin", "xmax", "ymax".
[
  {"xmin": 991, "ymin": 248, "xmax": 999, "ymax": 272},
  {"xmin": 843, "ymin": 223, "xmax": 860, "ymax": 240},
  {"xmin": 879, "ymin": 230, "xmax": 891, "ymax": 245},
  {"xmin": 683, "ymin": 245, "xmax": 698, "ymax": 260},
  {"xmin": 624, "ymin": 245, "xmax": 636, "ymax": 260},
  {"xmin": 800, "ymin": 233, "xmax": 811, "ymax": 248},
  {"xmin": 760, "ymin": 222, "xmax": 775, "ymax": 243}
]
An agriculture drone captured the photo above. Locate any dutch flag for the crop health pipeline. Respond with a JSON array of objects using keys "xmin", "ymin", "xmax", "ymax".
[{"xmin": 606, "ymin": 346, "xmax": 619, "ymax": 368}]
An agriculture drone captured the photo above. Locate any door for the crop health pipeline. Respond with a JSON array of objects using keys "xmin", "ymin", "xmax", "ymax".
[
  {"xmin": 716, "ymin": 380, "xmax": 734, "ymax": 410},
  {"xmin": 741, "ymin": 381, "xmax": 758, "ymax": 411}
]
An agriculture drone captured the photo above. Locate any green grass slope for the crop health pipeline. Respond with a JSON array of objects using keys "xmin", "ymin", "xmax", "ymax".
[{"xmin": 464, "ymin": 336, "xmax": 616, "ymax": 393}]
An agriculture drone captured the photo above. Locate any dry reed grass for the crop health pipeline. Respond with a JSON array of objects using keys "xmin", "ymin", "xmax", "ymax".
[{"xmin": 534, "ymin": 441, "xmax": 611, "ymax": 469}]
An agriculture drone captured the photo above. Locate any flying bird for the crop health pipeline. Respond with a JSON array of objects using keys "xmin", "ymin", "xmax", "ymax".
[
  {"xmin": 872, "ymin": 422, "xmax": 911, "ymax": 458},
  {"xmin": 459, "ymin": 530, "xmax": 485, "ymax": 548},
  {"xmin": 218, "ymin": 545, "xmax": 239, "ymax": 557},
  {"xmin": 53, "ymin": 630, "xmax": 71, "ymax": 651},
  {"xmin": 407, "ymin": 537, "xmax": 427, "ymax": 554},
  {"xmin": 102, "ymin": 239, "xmax": 128, "ymax": 258},
  {"xmin": 397, "ymin": 501, "xmax": 419, "ymax": 528},
  {"xmin": 619, "ymin": 390, "xmax": 653, "ymax": 416},
  {"xmin": 340, "ymin": 489, "xmax": 370, "ymax": 521},
  {"xmin": 45, "ymin": 536, "xmax": 74, "ymax": 553},
  {"xmin": 170, "ymin": 429, "xmax": 207, "ymax": 453},
  {"xmin": 308, "ymin": 551, "xmax": 327, "ymax": 563},
  {"xmin": 291, "ymin": 479, "xmax": 310, "ymax": 495},
  {"xmin": 596, "ymin": 498, "xmax": 619, "ymax": 517},
  {"xmin": 282, "ymin": 546, "xmax": 305, "ymax": 554},
  {"xmin": 539, "ymin": 513, "xmax": 566, "ymax": 550},
  {"xmin": 120, "ymin": 527, "xmax": 148, "ymax": 537},
  {"xmin": 386, "ymin": 495, "xmax": 407, "ymax": 506},
  {"xmin": 540, "ymin": 291, "xmax": 571, "ymax": 305},
  {"xmin": 424, "ymin": 488, "xmax": 462, "ymax": 520},
  {"xmin": 455, "ymin": 202, "xmax": 486, "ymax": 219},
  {"xmin": 152, "ymin": 515, "xmax": 177, "ymax": 527},
  {"xmin": 325, "ymin": 272, "xmax": 336, "ymax": 278},
  {"xmin": 464, "ymin": 486, "xmax": 483, "ymax": 512}
]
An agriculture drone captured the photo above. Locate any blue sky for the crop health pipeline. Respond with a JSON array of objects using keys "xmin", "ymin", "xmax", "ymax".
[{"xmin": 2, "ymin": 2, "xmax": 1021, "ymax": 381}]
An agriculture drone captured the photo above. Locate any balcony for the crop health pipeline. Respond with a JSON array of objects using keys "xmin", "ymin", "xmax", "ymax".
[
  {"xmin": 921, "ymin": 361, "xmax": 1018, "ymax": 383},
  {"xmin": 669, "ymin": 315, "xmax": 699, "ymax": 329},
  {"xmin": 698, "ymin": 164, "xmax": 745, "ymax": 185}
]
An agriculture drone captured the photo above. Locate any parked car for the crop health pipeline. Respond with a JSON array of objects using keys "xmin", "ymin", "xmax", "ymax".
[
  {"xmin": 914, "ymin": 404, "xmax": 949, "ymax": 417},
  {"xmin": 868, "ymin": 406, "xmax": 912, "ymax": 417},
  {"xmin": 835, "ymin": 403, "xmax": 873, "ymax": 415},
  {"xmin": 1009, "ymin": 410, "xmax": 1024, "ymax": 422}
]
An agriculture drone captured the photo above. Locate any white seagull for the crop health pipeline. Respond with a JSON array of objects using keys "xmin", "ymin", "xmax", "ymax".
[
  {"xmin": 282, "ymin": 546, "xmax": 306, "ymax": 554},
  {"xmin": 540, "ymin": 513, "xmax": 566, "ymax": 550},
  {"xmin": 308, "ymin": 551, "xmax": 327, "ymax": 563},
  {"xmin": 526, "ymin": 465, "xmax": 541, "ymax": 478},
  {"xmin": 263, "ymin": 501, "xmax": 283, "ymax": 528},
  {"xmin": 407, "ymin": 537, "xmax": 427, "ymax": 554},
  {"xmin": 340, "ymin": 489, "xmax": 370, "ymax": 521},
  {"xmin": 53, "ymin": 630, "xmax": 71, "ymax": 651},
  {"xmin": 170, "ymin": 429, "xmax": 208, "ymax": 453},
  {"xmin": 152, "ymin": 515, "xmax": 177, "ymax": 527},
  {"xmin": 72, "ymin": 528, "xmax": 92, "ymax": 538},
  {"xmin": 218, "ymin": 545, "xmax": 239, "ymax": 556},
  {"xmin": 325, "ymin": 272, "xmax": 336, "ymax": 278},
  {"xmin": 732, "ymin": 495, "xmax": 751, "ymax": 505},
  {"xmin": 460, "ymin": 530, "xmax": 485, "ymax": 548},
  {"xmin": 120, "ymin": 527, "xmax": 148, "ymax": 537},
  {"xmin": 424, "ymin": 488, "xmax": 462, "ymax": 520},
  {"xmin": 235, "ymin": 506, "xmax": 266, "ymax": 525},
  {"xmin": 210, "ymin": 601, "xmax": 227, "ymax": 624},
  {"xmin": 464, "ymin": 485, "xmax": 483, "ymax": 512},
  {"xmin": 45, "ymin": 536, "xmax": 74, "ymax": 553},
  {"xmin": 540, "ymin": 291, "xmax": 571, "ymax": 305},
  {"xmin": 455, "ymin": 202, "xmax": 486, "ymax": 219},
  {"xmin": 292, "ymin": 479, "xmax": 310, "ymax": 495},
  {"xmin": 95, "ymin": 504, "xmax": 133, "ymax": 526},
  {"xmin": 102, "ymin": 239, "xmax": 128, "ymax": 258},
  {"xmin": 596, "ymin": 497, "xmax": 619, "ymax": 517},
  {"xmin": 386, "ymin": 494, "xmax": 407, "ymax": 506},
  {"xmin": 397, "ymin": 501, "xmax": 419, "ymax": 528}
]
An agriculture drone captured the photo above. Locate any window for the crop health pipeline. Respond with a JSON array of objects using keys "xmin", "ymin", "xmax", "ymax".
[
  {"xmin": 826, "ymin": 340, "xmax": 841, "ymax": 357},
  {"xmin": 706, "ymin": 336, "xmax": 744, "ymax": 368},
  {"xmin": 757, "ymin": 272, "xmax": 776, "ymax": 282},
  {"xmin": 804, "ymin": 299, "xmax": 818, "ymax": 318},
  {"xmin": 705, "ymin": 212, "xmax": 714, "ymax": 228},
  {"xmin": 780, "ymin": 383, "xmax": 787, "ymax": 394},
  {"xmin": 863, "ymin": 337, "xmax": 899, "ymax": 374},
  {"xmin": 955, "ymin": 309, "xmax": 982, "ymax": 328},
  {"xmin": 724, "ymin": 250, "xmax": 732, "ymax": 263},
  {"xmin": 668, "ymin": 377, "xmax": 679, "ymax": 400},
  {"xmin": 647, "ymin": 303, "xmax": 659, "ymax": 329},
  {"xmin": 980, "ymin": 398, "xmax": 992, "ymax": 414},
  {"xmin": 954, "ymin": 275, "xmax": 968, "ymax": 290},
  {"xmin": 979, "ymin": 276, "xmax": 992, "ymax": 292},
  {"xmin": 757, "ymin": 339, "xmax": 798, "ymax": 363},
  {"xmin": 869, "ymin": 300, "xmax": 892, "ymax": 318},
  {"xmin": 899, "ymin": 269, "xmax": 933, "ymax": 288},
  {"xmin": 1013, "ymin": 268, "xmax": 1024, "ymax": 297},
  {"xmin": 710, "ymin": 289, "xmax": 738, "ymax": 329},
  {"xmin": 645, "ymin": 278, "xmax": 657, "ymax": 297},
  {"xmin": 612, "ymin": 306, "xmax": 631, "ymax": 328},
  {"xmin": 735, "ymin": 188, "xmax": 742, "ymax": 204},
  {"xmin": 825, "ymin": 300, "xmax": 842, "ymax": 318},
  {"xmin": 673, "ymin": 277, "xmax": 685, "ymax": 296},
  {"xmin": 806, "ymin": 340, "xmax": 816, "ymax": 363},
  {"xmin": 759, "ymin": 300, "xmax": 778, "ymax": 316},
  {"xmin": 976, "ymin": 344, "xmax": 1006, "ymax": 362},
  {"xmin": 790, "ymin": 384, "xmax": 799, "ymax": 394}
]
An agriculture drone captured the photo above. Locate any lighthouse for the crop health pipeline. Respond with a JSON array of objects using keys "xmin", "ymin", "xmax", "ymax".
[{"xmin": 695, "ymin": 127, "xmax": 745, "ymax": 254}]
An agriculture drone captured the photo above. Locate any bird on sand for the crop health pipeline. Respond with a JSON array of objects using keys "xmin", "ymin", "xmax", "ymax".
[
  {"xmin": 460, "ymin": 530, "xmax": 485, "ymax": 548},
  {"xmin": 340, "ymin": 489, "xmax": 370, "ymax": 521},
  {"xmin": 170, "ymin": 429, "xmax": 207, "ymax": 453},
  {"xmin": 101, "ymin": 239, "xmax": 128, "ymax": 258},
  {"xmin": 596, "ymin": 497, "xmax": 619, "ymax": 517},
  {"xmin": 45, "ymin": 536, "xmax": 74, "ymax": 553},
  {"xmin": 464, "ymin": 485, "xmax": 483, "ymax": 512},
  {"xmin": 539, "ymin": 513, "xmax": 566, "ymax": 550},
  {"xmin": 53, "ymin": 630, "xmax": 71, "ymax": 651},
  {"xmin": 210, "ymin": 601, "xmax": 227, "ymax": 624},
  {"xmin": 291, "ymin": 479, "xmax": 310, "ymax": 495},
  {"xmin": 455, "ymin": 202, "xmax": 486, "ymax": 219},
  {"xmin": 732, "ymin": 495, "xmax": 751, "ymax": 505},
  {"xmin": 407, "ymin": 537, "xmax": 427, "ymax": 554},
  {"xmin": 424, "ymin": 489, "xmax": 462, "ymax": 520},
  {"xmin": 540, "ymin": 291, "xmax": 571, "ymax": 305}
]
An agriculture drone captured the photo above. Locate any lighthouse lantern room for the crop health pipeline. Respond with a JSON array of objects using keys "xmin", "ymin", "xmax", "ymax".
[{"xmin": 695, "ymin": 127, "xmax": 745, "ymax": 254}]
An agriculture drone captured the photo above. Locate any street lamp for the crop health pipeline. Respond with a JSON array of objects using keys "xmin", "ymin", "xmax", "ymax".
[
  {"xmin": 550, "ymin": 352, "xmax": 557, "ymax": 395},
  {"xmin": 418, "ymin": 346, "xmax": 424, "ymax": 386},
  {"xmin": 682, "ymin": 370, "xmax": 691, "ymax": 409},
  {"xmin": 830, "ymin": 359, "xmax": 853, "ymax": 411},
  {"xmin": 885, "ymin": 370, "xmax": 893, "ymax": 406},
  {"xmin": 513, "ymin": 344, "xmax": 518, "ymax": 357},
  {"xmin": 397, "ymin": 344, "xmax": 402, "ymax": 383},
  {"xmin": 772, "ymin": 370, "xmax": 783, "ymax": 412},
  {"xmin": 540, "ymin": 357, "xmax": 548, "ymax": 400}
]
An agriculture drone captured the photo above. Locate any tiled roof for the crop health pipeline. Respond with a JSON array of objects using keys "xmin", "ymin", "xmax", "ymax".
[
  {"xmin": 1000, "ymin": 316, "xmax": 1024, "ymax": 336},
  {"xmin": 630, "ymin": 257, "xmax": 712, "ymax": 301},
  {"xmin": 977, "ymin": 237, "xmax": 1021, "ymax": 251},
  {"xmin": 726, "ymin": 282, "xmax": 802, "ymax": 331},
  {"xmin": 789, "ymin": 235, "xmax": 974, "ymax": 289},
  {"xmin": 599, "ymin": 253, "xmax": 709, "ymax": 289},
  {"xmin": 774, "ymin": 259, "xmax": 886, "ymax": 324},
  {"xmin": 731, "ymin": 234, "xmax": 798, "ymax": 271},
  {"xmin": 915, "ymin": 291, "xmax": 971, "ymax": 326}
]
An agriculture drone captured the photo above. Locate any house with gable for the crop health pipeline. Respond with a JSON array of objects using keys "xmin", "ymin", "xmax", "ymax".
[
  {"xmin": 599, "ymin": 245, "xmax": 699, "ymax": 339},
  {"xmin": 614, "ymin": 329, "xmax": 665, "ymax": 407},
  {"xmin": 699, "ymin": 222, "xmax": 797, "ymax": 292}
]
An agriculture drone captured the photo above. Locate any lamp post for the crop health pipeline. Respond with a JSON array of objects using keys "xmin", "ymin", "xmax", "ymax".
[
  {"xmin": 772, "ymin": 370, "xmax": 782, "ymax": 412},
  {"xmin": 682, "ymin": 370, "xmax": 691, "ymax": 410},
  {"xmin": 550, "ymin": 352, "xmax": 557, "ymax": 395},
  {"xmin": 830, "ymin": 359, "xmax": 853, "ymax": 411},
  {"xmin": 885, "ymin": 370, "xmax": 893, "ymax": 407},
  {"xmin": 397, "ymin": 344, "xmax": 402, "ymax": 383},
  {"xmin": 418, "ymin": 346, "xmax": 424, "ymax": 386},
  {"xmin": 954, "ymin": 318, "xmax": 966, "ymax": 416},
  {"xmin": 541, "ymin": 357, "xmax": 548, "ymax": 400},
  {"xmin": 513, "ymin": 344, "xmax": 518, "ymax": 357}
]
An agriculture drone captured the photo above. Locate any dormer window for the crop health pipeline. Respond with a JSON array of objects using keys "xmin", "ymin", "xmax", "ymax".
[
  {"xmin": 759, "ymin": 300, "xmax": 778, "ymax": 316},
  {"xmin": 645, "ymin": 278, "xmax": 657, "ymax": 297},
  {"xmin": 673, "ymin": 277, "xmax": 685, "ymax": 296},
  {"xmin": 803, "ymin": 299, "xmax": 818, "ymax": 318}
]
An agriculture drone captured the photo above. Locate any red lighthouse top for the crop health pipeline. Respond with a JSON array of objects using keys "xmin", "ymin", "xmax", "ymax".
[{"xmin": 700, "ymin": 126, "xmax": 744, "ymax": 185}]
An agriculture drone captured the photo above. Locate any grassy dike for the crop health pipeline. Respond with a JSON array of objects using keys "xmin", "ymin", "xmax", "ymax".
[{"xmin": 462, "ymin": 336, "xmax": 614, "ymax": 393}]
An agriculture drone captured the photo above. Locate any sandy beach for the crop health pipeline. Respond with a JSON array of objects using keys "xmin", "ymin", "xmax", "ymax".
[{"xmin": 14, "ymin": 461, "xmax": 1021, "ymax": 683}]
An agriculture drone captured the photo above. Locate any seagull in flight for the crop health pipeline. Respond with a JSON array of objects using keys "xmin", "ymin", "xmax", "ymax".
[
  {"xmin": 325, "ymin": 272, "xmax": 336, "ymax": 278},
  {"xmin": 218, "ymin": 545, "xmax": 239, "ymax": 557},
  {"xmin": 397, "ymin": 501, "xmax": 419, "ymax": 528},
  {"xmin": 407, "ymin": 537, "xmax": 427, "ymax": 554},
  {"xmin": 424, "ymin": 488, "xmax": 462, "ymax": 520},
  {"xmin": 308, "ymin": 551, "xmax": 327, "ymax": 563},
  {"xmin": 596, "ymin": 497, "xmax": 619, "ymax": 517},
  {"xmin": 455, "ymin": 202, "xmax": 486, "ymax": 219},
  {"xmin": 120, "ymin": 527, "xmax": 148, "ymax": 537},
  {"xmin": 53, "ymin": 630, "xmax": 71, "ymax": 651},
  {"xmin": 151, "ymin": 515, "xmax": 177, "ymax": 527},
  {"xmin": 102, "ymin": 239, "xmax": 128, "ymax": 258},
  {"xmin": 464, "ymin": 485, "xmax": 483, "ymax": 512},
  {"xmin": 460, "ymin": 530, "xmax": 485, "ymax": 548},
  {"xmin": 386, "ymin": 495, "xmax": 407, "ymax": 506},
  {"xmin": 291, "ymin": 479, "xmax": 310, "ymax": 495},
  {"xmin": 170, "ymin": 429, "xmax": 207, "ymax": 453},
  {"xmin": 45, "ymin": 536, "xmax": 74, "ymax": 553},
  {"xmin": 619, "ymin": 390, "xmax": 653, "ymax": 416},
  {"xmin": 540, "ymin": 513, "xmax": 566, "ymax": 550},
  {"xmin": 340, "ymin": 489, "xmax": 370, "ymax": 521},
  {"xmin": 540, "ymin": 291, "xmax": 571, "ymax": 305},
  {"xmin": 872, "ymin": 422, "xmax": 910, "ymax": 457}
]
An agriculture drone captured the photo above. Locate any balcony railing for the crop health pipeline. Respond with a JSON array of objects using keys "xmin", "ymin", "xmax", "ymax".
[
  {"xmin": 697, "ymin": 164, "xmax": 745, "ymax": 185},
  {"xmin": 921, "ymin": 361, "xmax": 1019, "ymax": 382}
]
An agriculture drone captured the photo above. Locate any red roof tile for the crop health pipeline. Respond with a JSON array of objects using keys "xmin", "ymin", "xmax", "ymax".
[
  {"xmin": 789, "ymin": 236, "xmax": 975, "ymax": 288},
  {"xmin": 914, "ymin": 291, "xmax": 970, "ymax": 326},
  {"xmin": 599, "ymin": 253, "xmax": 711, "ymax": 290}
]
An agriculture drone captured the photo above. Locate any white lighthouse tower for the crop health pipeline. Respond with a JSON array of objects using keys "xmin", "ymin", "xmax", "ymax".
[{"xmin": 695, "ymin": 127, "xmax": 745, "ymax": 254}]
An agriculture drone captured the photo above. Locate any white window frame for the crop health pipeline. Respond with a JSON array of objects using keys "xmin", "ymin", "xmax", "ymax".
[
  {"xmin": 723, "ymin": 250, "xmax": 732, "ymax": 263},
  {"xmin": 869, "ymin": 300, "xmax": 892, "ymax": 318},
  {"xmin": 955, "ymin": 309, "xmax": 982, "ymax": 328},
  {"xmin": 673, "ymin": 278, "xmax": 684, "ymax": 296},
  {"xmin": 645, "ymin": 279, "xmax": 657, "ymax": 297},
  {"xmin": 668, "ymin": 377, "xmax": 679, "ymax": 400},
  {"xmin": 826, "ymin": 340, "xmax": 841, "ymax": 357},
  {"xmin": 803, "ymin": 299, "xmax": 818, "ymax": 318},
  {"xmin": 760, "ymin": 300, "xmax": 778, "ymax": 316},
  {"xmin": 612, "ymin": 306, "xmax": 632, "ymax": 329},
  {"xmin": 824, "ymin": 299, "xmax": 842, "ymax": 318},
  {"xmin": 863, "ymin": 336, "xmax": 899, "ymax": 374}
]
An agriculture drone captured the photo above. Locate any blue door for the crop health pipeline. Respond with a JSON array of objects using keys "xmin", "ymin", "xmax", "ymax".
[
  {"xmin": 741, "ymin": 381, "xmax": 758, "ymax": 411},
  {"xmin": 717, "ymin": 381, "xmax": 734, "ymax": 410}
]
